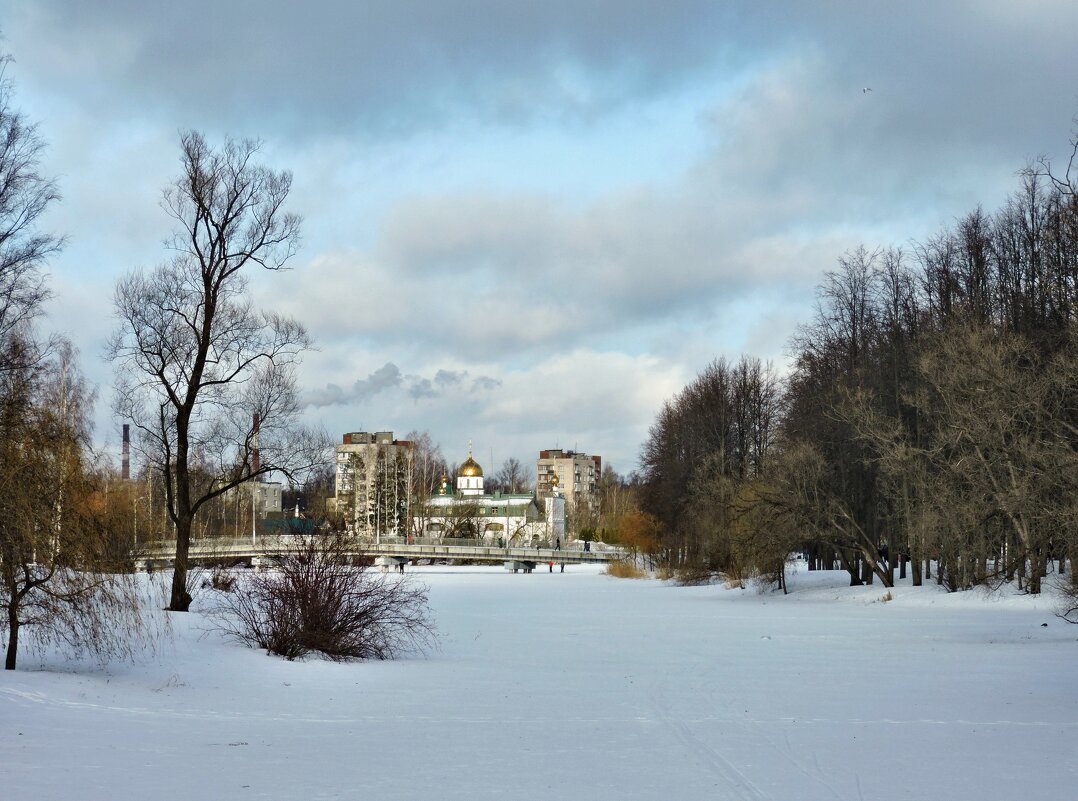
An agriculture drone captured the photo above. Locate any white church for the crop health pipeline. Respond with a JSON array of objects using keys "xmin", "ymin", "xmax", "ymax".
[{"xmin": 423, "ymin": 448, "xmax": 565, "ymax": 545}]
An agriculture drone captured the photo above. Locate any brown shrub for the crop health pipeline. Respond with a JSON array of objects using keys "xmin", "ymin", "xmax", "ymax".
[
  {"xmin": 212, "ymin": 535, "xmax": 435, "ymax": 661},
  {"xmin": 605, "ymin": 559, "xmax": 647, "ymax": 579}
]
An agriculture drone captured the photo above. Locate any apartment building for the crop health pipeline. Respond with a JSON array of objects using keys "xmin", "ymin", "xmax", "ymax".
[
  {"xmin": 535, "ymin": 449, "xmax": 601, "ymax": 512},
  {"xmin": 333, "ymin": 431, "xmax": 414, "ymax": 539}
]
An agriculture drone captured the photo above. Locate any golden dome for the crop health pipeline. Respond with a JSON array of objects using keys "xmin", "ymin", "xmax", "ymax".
[{"xmin": 459, "ymin": 456, "xmax": 483, "ymax": 478}]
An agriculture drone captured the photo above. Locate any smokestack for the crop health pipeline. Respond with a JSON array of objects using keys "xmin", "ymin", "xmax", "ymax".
[
  {"xmin": 122, "ymin": 424, "xmax": 130, "ymax": 481},
  {"xmin": 251, "ymin": 412, "xmax": 261, "ymax": 475}
]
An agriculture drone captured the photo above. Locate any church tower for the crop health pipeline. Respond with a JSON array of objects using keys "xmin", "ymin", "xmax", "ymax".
[{"xmin": 457, "ymin": 442, "xmax": 484, "ymax": 496}]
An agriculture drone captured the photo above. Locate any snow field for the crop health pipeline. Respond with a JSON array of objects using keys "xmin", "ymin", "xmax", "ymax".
[{"xmin": 1, "ymin": 564, "xmax": 1075, "ymax": 800}]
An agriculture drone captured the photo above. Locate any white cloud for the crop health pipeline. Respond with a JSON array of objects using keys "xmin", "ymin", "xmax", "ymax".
[{"xmin": 8, "ymin": 0, "xmax": 1078, "ymax": 470}]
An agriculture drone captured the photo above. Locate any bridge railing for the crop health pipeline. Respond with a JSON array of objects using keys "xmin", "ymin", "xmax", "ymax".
[
  {"xmin": 142, "ymin": 534, "xmax": 620, "ymax": 552},
  {"xmin": 138, "ymin": 534, "xmax": 624, "ymax": 564}
]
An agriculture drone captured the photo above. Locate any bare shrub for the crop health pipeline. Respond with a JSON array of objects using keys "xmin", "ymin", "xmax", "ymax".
[
  {"xmin": 1057, "ymin": 575, "xmax": 1078, "ymax": 624},
  {"xmin": 208, "ymin": 568, "xmax": 236, "ymax": 593},
  {"xmin": 674, "ymin": 563, "xmax": 716, "ymax": 586},
  {"xmin": 605, "ymin": 558, "xmax": 646, "ymax": 579},
  {"xmin": 213, "ymin": 535, "xmax": 435, "ymax": 661}
]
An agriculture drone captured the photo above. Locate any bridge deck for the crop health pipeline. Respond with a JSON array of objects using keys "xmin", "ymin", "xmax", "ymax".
[{"xmin": 138, "ymin": 536, "xmax": 618, "ymax": 565}]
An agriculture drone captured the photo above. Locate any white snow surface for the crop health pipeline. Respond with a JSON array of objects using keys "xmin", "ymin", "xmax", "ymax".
[{"xmin": 2, "ymin": 564, "xmax": 1075, "ymax": 800}]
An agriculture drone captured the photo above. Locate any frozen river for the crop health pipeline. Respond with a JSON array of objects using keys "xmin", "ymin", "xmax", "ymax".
[{"xmin": 2, "ymin": 564, "xmax": 1074, "ymax": 800}]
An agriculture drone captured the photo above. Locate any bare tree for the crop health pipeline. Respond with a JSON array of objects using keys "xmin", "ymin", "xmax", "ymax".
[
  {"xmin": 0, "ymin": 53, "xmax": 60, "ymax": 353},
  {"xmin": 639, "ymin": 356, "xmax": 781, "ymax": 570},
  {"xmin": 0, "ymin": 50, "xmax": 150, "ymax": 670},
  {"xmin": 404, "ymin": 430, "xmax": 446, "ymax": 539},
  {"xmin": 109, "ymin": 132, "xmax": 326, "ymax": 612},
  {"xmin": 490, "ymin": 457, "xmax": 529, "ymax": 494}
]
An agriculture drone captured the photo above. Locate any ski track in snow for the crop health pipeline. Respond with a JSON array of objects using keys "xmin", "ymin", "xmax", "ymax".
[
  {"xmin": 648, "ymin": 678, "xmax": 771, "ymax": 801},
  {"xmin": 6, "ymin": 685, "xmax": 1071, "ymax": 733}
]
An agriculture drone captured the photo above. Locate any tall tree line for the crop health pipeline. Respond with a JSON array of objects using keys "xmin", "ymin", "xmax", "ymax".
[
  {"xmin": 638, "ymin": 357, "xmax": 781, "ymax": 573},
  {"xmin": 639, "ymin": 129, "xmax": 1078, "ymax": 594}
]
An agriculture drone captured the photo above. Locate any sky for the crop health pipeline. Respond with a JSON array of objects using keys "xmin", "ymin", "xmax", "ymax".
[{"xmin": 2, "ymin": 1, "xmax": 1077, "ymax": 476}]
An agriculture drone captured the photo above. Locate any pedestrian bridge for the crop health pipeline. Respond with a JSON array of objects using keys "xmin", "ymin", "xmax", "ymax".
[{"xmin": 136, "ymin": 535, "xmax": 620, "ymax": 568}]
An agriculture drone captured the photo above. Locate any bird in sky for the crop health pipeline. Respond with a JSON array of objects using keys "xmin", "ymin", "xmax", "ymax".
[{"xmin": 863, "ymin": 87, "xmax": 872, "ymax": 93}]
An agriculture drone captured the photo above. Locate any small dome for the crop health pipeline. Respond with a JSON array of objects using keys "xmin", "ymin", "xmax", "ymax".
[{"xmin": 459, "ymin": 456, "xmax": 483, "ymax": 478}]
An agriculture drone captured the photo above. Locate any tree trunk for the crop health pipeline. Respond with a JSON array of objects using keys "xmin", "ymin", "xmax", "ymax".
[
  {"xmin": 1028, "ymin": 547, "xmax": 1044, "ymax": 595},
  {"xmin": 838, "ymin": 549, "xmax": 862, "ymax": 585},
  {"xmin": 169, "ymin": 513, "xmax": 194, "ymax": 611},
  {"xmin": 860, "ymin": 554, "xmax": 874, "ymax": 585},
  {"xmin": 5, "ymin": 604, "xmax": 18, "ymax": 670}
]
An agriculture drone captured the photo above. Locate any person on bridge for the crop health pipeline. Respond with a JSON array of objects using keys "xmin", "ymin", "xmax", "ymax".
[{"xmin": 555, "ymin": 537, "xmax": 561, "ymax": 551}]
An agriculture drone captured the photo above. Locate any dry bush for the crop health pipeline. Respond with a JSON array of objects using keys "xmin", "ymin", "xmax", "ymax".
[
  {"xmin": 1056, "ymin": 573, "xmax": 1078, "ymax": 624},
  {"xmin": 212, "ymin": 535, "xmax": 435, "ymax": 661},
  {"xmin": 208, "ymin": 568, "xmax": 236, "ymax": 593},
  {"xmin": 674, "ymin": 563, "xmax": 716, "ymax": 586},
  {"xmin": 605, "ymin": 558, "xmax": 647, "ymax": 579}
]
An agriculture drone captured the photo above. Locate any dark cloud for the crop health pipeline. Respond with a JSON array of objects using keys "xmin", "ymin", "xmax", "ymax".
[
  {"xmin": 9, "ymin": 0, "xmax": 1076, "ymax": 152},
  {"xmin": 304, "ymin": 361, "xmax": 503, "ymax": 407},
  {"xmin": 7, "ymin": 0, "xmax": 741, "ymax": 138},
  {"xmin": 408, "ymin": 378, "xmax": 437, "ymax": 400},
  {"xmin": 304, "ymin": 362, "xmax": 402, "ymax": 408},
  {"xmin": 434, "ymin": 369, "xmax": 466, "ymax": 387}
]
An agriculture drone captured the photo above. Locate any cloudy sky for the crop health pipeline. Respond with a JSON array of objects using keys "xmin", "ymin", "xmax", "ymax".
[{"xmin": 3, "ymin": 1, "xmax": 1077, "ymax": 475}]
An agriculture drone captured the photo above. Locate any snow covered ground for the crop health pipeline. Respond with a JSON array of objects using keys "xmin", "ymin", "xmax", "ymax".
[{"xmin": 2, "ymin": 564, "xmax": 1075, "ymax": 800}]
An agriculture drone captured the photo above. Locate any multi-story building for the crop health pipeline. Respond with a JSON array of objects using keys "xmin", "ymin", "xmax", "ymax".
[
  {"xmin": 535, "ymin": 449, "xmax": 601, "ymax": 512},
  {"xmin": 333, "ymin": 431, "xmax": 414, "ymax": 540},
  {"xmin": 251, "ymin": 481, "xmax": 283, "ymax": 516}
]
